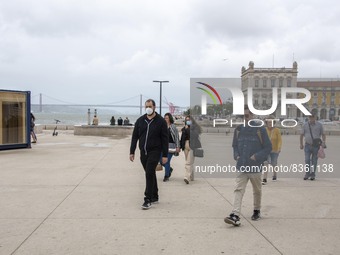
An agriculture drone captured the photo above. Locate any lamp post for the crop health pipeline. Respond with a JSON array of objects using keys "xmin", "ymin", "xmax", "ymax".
[{"xmin": 153, "ymin": 80, "xmax": 169, "ymax": 115}]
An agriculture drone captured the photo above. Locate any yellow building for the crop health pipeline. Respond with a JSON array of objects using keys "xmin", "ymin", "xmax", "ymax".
[{"xmin": 297, "ymin": 81, "xmax": 340, "ymax": 120}]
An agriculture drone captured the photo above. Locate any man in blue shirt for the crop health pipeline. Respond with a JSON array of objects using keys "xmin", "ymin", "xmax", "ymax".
[{"xmin": 225, "ymin": 105, "xmax": 272, "ymax": 226}]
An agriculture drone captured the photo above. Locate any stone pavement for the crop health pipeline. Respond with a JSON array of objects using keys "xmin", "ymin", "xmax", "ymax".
[{"xmin": 0, "ymin": 131, "xmax": 339, "ymax": 255}]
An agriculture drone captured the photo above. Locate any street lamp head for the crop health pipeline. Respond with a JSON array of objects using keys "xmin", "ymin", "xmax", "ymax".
[{"xmin": 153, "ymin": 80, "xmax": 169, "ymax": 83}]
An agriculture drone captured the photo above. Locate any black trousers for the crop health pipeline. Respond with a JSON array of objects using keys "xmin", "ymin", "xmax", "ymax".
[{"xmin": 140, "ymin": 150, "xmax": 160, "ymax": 202}]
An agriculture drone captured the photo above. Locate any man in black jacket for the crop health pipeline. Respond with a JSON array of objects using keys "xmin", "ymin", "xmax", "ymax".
[{"xmin": 130, "ymin": 99, "xmax": 168, "ymax": 209}]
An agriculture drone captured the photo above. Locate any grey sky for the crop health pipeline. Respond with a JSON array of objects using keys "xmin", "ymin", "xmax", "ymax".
[{"xmin": 1, "ymin": 0, "xmax": 340, "ymax": 110}]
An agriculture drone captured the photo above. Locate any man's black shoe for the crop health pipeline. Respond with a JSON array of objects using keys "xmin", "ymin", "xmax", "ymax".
[
  {"xmin": 251, "ymin": 210, "xmax": 261, "ymax": 221},
  {"xmin": 151, "ymin": 198, "xmax": 159, "ymax": 204},
  {"xmin": 141, "ymin": 201, "xmax": 152, "ymax": 210},
  {"xmin": 224, "ymin": 213, "xmax": 241, "ymax": 226}
]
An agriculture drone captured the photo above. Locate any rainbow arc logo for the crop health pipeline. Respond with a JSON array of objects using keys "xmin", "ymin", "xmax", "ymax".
[
  {"xmin": 195, "ymin": 82, "xmax": 222, "ymax": 115},
  {"xmin": 196, "ymin": 82, "xmax": 222, "ymax": 105}
]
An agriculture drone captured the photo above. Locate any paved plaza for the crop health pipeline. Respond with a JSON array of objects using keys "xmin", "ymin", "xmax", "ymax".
[{"xmin": 1, "ymin": 131, "xmax": 339, "ymax": 254}]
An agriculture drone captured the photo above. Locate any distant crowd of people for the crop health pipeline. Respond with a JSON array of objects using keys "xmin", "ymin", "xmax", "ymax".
[
  {"xmin": 91, "ymin": 115, "xmax": 132, "ymax": 126},
  {"xmin": 109, "ymin": 116, "xmax": 132, "ymax": 126}
]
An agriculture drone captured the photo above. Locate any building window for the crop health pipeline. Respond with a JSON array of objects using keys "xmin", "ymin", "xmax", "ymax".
[
  {"xmin": 263, "ymin": 79, "xmax": 267, "ymax": 88},
  {"xmin": 255, "ymin": 79, "xmax": 259, "ymax": 88},
  {"xmin": 254, "ymin": 99, "xmax": 259, "ymax": 105},
  {"xmin": 287, "ymin": 79, "xmax": 291, "ymax": 87},
  {"xmin": 271, "ymin": 79, "xmax": 275, "ymax": 87},
  {"xmin": 314, "ymin": 92, "xmax": 318, "ymax": 96},
  {"xmin": 279, "ymin": 79, "xmax": 283, "ymax": 87},
  {"xmin": 262, "ymin": 99, "xmax": 266, "ymax": 105},
  {"xmin": 322, "ymin": 90, "xmax": 326, "ymax": 104}
]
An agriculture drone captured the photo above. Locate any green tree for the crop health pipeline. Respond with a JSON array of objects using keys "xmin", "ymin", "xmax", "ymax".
[
  {"xmin": 183, "ymin": 108, "xmax": 191, "ymax": 116},
  {"xmin": 207, "ymin": 99, "xmax": 233, "ymax": 117}
]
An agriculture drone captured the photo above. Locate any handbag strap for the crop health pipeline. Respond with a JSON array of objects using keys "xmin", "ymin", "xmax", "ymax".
[{"xmin": 308, "ymin": 122, "xmax": 315, "ymax": 140}]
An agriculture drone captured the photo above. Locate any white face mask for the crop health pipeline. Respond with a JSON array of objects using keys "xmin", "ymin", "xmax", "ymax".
[{"xmin": 145, "ymin": 107, "xmax": 153, "ymax": 115}]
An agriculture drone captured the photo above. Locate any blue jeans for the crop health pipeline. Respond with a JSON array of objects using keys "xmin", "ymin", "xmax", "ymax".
[
  {"xmin": 263, "ymin": 152, "xmax": 279, "ymax": 179},
  {"xmin": 160, "ymin": 153, "xmax": 174, "ymax": 177},
  {"xmin": 304, "ymin": 144, "xmax": 319, "ymax": 178},
  {"xmin": 268, "ymin": 152, "xmax": 279, "ymax": 166}
]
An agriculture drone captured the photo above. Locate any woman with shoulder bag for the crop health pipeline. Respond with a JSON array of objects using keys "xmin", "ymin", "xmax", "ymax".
[
  {"xmin": 180, "ymin": 116, "xmax": 202, "ymax": 184},
  {"xmin": 160, "ymin": 113, "xmax": 180, "ymax": 182}
]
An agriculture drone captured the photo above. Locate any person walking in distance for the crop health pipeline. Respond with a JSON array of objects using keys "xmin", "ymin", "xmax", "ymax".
[
  {"xmin": 129, "ymin": 99, "xmax": 168, "ymax": 210},
  {"xmin": 262, "ymin": 115, "xmax": 282, "ymax": 184},
  {"xmin": 180, "ymin": 116, "xmax": 202, "ymax": 184},
  {"xmin": 224, "ymin": 105, "xmax": 271, "ymax": 226},
  {"xmin": 300, "ymin": 114, "xmax": 326, "ymax": 181},
  {"xmin": 30, "ymin": 113, "xmax": 37, "ymax": 143},
  {"xmin": 162, "ymin": 112, "xmax": 180, "ymax": 182}
]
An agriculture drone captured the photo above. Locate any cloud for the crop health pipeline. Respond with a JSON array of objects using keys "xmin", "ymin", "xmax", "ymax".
[{"xmin": 0, "ymin": 0, "xmax": 340, "ymax": 108}]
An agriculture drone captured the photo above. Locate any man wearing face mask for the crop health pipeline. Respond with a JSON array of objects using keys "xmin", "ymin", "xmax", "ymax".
[{"xmin": 130, "ymin": 99, "xmax": 168, "ymax": 210}]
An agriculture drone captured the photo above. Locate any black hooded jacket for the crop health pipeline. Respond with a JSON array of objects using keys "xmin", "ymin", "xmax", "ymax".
[{"xmin": 130, "ymin": 113, "xmax": 168, "ymax": 157}]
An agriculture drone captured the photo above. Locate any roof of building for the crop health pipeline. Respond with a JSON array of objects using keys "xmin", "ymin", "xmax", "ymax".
[{"xmin": 297, "ymin": 81, "xmax": 340, "ymax": 87}]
